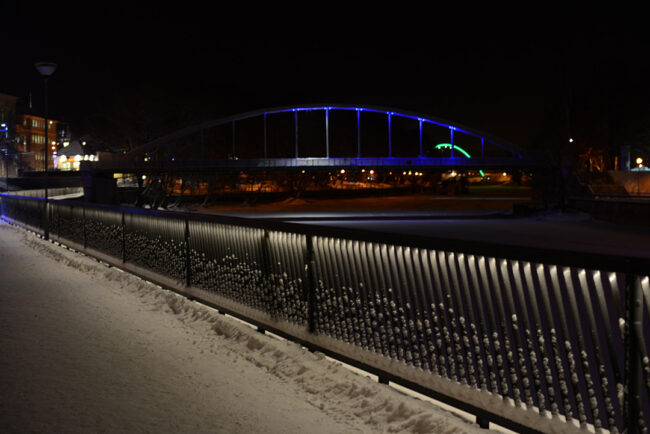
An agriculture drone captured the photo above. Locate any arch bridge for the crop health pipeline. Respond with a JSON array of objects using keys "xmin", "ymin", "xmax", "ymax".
[{"xmin": 101, "ymin": 105, "xmax": 534, "ymax": 172}]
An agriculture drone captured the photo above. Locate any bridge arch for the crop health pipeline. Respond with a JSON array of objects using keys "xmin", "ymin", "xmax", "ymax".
[{"xmin": 118, "ymin": 104, "xmax": 532, "ymax": 170}]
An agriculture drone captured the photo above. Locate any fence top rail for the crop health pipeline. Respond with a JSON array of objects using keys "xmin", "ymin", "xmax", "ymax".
[{"xmin": 2, "ymin": 192, "xmax": 649, "ymax": 275}]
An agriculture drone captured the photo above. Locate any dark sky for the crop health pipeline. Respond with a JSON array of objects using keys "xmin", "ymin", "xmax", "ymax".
[{"xmin": 3, "ymin": 3, "xmax": 650, "ymax": 149}]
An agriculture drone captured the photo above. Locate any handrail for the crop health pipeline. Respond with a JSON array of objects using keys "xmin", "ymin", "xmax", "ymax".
[{"xmin": 3, "ymin": 192, "xmax": 649, "ymax": 275}]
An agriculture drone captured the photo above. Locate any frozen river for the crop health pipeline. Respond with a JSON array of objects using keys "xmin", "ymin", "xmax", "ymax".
[{"xmin": 286, "ymin": 211, "xmax": 650, "ymax": 260}]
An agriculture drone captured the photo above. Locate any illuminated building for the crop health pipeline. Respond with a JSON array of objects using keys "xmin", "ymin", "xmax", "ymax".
[
  {"xmin": 0, "ymin": 92, "xmax": 18, "ymax": 177},
  {"xmin": 55, "ymin": 139, "xmax": 99, "ymax": 171},
  {"xmin": 15, "ymin": 113, "xmax": 60, "ymax": 171}
]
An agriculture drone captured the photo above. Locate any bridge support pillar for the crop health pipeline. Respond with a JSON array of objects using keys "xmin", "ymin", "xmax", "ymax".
[{"xmin": 82, "ymin": 165, "xmax": 116, "ymax": 204}]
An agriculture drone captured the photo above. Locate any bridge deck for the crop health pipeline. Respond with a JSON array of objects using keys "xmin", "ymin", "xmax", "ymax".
[{"xmin": 95, "ymin": 156, "xmax": 534, "ymax": 173}]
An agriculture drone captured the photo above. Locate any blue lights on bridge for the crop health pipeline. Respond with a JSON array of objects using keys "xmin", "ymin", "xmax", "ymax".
[{"xmin": 272, "ymin": 106, "xmax": 477, "ymax": 138}]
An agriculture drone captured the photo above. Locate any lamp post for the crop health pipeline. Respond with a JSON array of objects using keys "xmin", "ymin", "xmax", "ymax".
[{"xmin": 35, "ymin": 61, "xmax": 57, "ymax": 240}]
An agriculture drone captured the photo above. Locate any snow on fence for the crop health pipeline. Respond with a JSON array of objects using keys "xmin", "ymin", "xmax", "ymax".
[{"xmin": 2, "ymin": 192, "xmax": 649, "ymax": 434}]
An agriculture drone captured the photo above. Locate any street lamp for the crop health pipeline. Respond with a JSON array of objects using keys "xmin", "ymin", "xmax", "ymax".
[{"xmin": 35, "ymin": 61, "xmax": 57, "ymax": 240}]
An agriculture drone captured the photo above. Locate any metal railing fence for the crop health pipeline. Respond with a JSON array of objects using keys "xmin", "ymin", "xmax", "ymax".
[{"xmin": 2, "ymin": 192, "xmax": 649, "ymax": 433}]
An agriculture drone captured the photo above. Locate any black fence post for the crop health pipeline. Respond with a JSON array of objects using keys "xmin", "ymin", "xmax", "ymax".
[
  {"xmin": 304, "ymin": 235, "xmax": 317, "ymax": 334},
  {"xmin": 43, "ymin": 199, "xmax": 49, "ymax": 240},
  {"xmin": 185, "ymin": 217, "xmax": 191, "ymax": 288},
  {"xmin": 82, "ymin": 206, "xmax": 87, "ymax": 249},
  {"xmin": 260, "ymin": 229, "xmax": 274, "ymax": 314},
  {"xmin": 121, "ymin": 211, "xmax": 126, "ymax": 263},
  {"xmin": 625, "ymin": 273, "xmax": 643, "ymax": 434}
]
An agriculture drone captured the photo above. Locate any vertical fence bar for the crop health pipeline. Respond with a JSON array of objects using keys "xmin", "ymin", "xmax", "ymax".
[
  {"xmin": 82, "ymin": 206, "xmax": 87, "ymax": 249},
  {"xmin": 185, "ymin": 217, "xmax": 190, "ymax": 288},
  {"xmin": 121, "ymin": 211, "xmax": 126, "ymax": 263},
  {"xmin": 625, "ymin": 273, "xmax": 643, "ymax": 434},
  {"xmin": 414, "ymin": 249, "xmax": 441, "ymax": 374},
  {"xmin": 428, "ymin": 250, "xmax": 456, "ymax": 381},
  {"xmin": 562, "ymin": 267, "xmax": 595, "ymax": 426},
  {"xmin": 578, "ymin": 270, "xmax": 616, "ymax": 429},
  {"xmin": 56, "ymin": 202, "xmax": 61, "ymax": 240},
  {"xmin": 43, "ymin": 198, "xmax": 49, "ymax": 240},
  {"xmin": 531, "ymin": 263, "xmax": 568, "ymax": 418},
  {"xmin": 304, "ymin": 235, "xmax": 317, "ymax": 333}
]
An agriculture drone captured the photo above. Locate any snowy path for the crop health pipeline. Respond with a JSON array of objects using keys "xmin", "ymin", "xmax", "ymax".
[{"xmin": 0, "ymin": 221, "xmax": 488, "ymax": 433}]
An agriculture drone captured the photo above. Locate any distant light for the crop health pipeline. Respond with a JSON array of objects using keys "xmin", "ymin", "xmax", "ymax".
[
  {"xmin": 402, "ymin": 171, "xmax": 406, "ymax": 175},
  {"xmin": 301, "ymin": 169, "xmax": 305, "ymax": 173},
  {"xmin": 636, "ymin": 157, "xmax": 644, "ymax": 165},
  {"xmin": 569, "ymin": 138, "xmax": 574, "ymax": 143},
  {"xmin": 82, "ymin": 141, "xmax": 86, "ymax": 146},
  {"xmin": 503, "ymin": 172, "xmax": 507, "ymax": 176},
  {"xmin": 479, "ymin": 170, "xmax": 485, "ymax": 177},
  {"xmin": 51, "ymin": 141, "xmax": 56, "ymax": 145},
  {"xmin": 340, "ymin": 169, "xmax": 345, "ymax": 174},
  {"xmin": 369, "ymin": 169, "xmax": 374, "ymax": 175},
  {"xmin": 361, "ymin": 169, "xmax": 365, "ymax": 173},
  {"xmin": 450, "ymin": 170, "xmax": 457, "ymax": 177},
  {"xmin": 408, "ymin": 170, "xmax": 412, "ymax": 175},
  {"xmin": 49, "ymin": 120, "xmax": 53, "ymax": 125},
  {"xmin": 171, "ymin": 157, "xmax": 175, "ymax": 162},
  {"xmin": 142, "ymin": 175, "xmax": 147, "ymax": 180},
  {"xmin": 63, "ymin": 141, "xmax": 69, "ymax": 147}
]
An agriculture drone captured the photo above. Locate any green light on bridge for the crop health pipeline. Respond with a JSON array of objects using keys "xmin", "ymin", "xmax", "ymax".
[
  {"xmin": 435, "ymin": 144, "xmax": 485, "ymax": 177},
  {"xmin": 434, "ymin": 143, "xmax": 472, "ymax": 158}
]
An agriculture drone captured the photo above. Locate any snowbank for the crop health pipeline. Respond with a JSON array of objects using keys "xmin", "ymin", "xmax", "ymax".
[{"xmin": 0, "ymin": 221, "xmax": 488, "ymax": 433}]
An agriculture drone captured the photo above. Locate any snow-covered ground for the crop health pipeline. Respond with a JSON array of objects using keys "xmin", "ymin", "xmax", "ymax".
[{"xmin": 0, "ymin": 221, "xmax": 493, "ymax": 433}]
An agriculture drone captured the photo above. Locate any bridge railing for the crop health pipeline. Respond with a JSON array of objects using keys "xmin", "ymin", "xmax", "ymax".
[{"xmin": 1, "ymin": 191, "xmax": 649, "ymax": 433}]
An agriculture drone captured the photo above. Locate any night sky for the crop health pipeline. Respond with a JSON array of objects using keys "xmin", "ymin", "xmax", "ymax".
[{"xmin": 4, "ymin": 4, "xmax": 650, "ymax": 151}]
